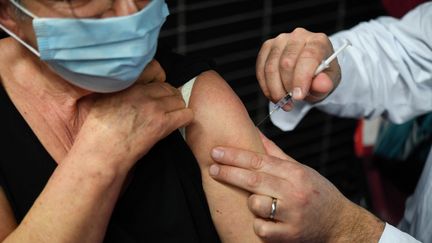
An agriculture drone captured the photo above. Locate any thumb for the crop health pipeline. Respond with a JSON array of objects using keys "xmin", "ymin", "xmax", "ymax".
[
  {"xmin": 305, "ymin": 72, "xmax": 336, "ymax": 103},
  {"xmin": 137, "ymin": 60, "xmax": 166, "ymax": 84}
]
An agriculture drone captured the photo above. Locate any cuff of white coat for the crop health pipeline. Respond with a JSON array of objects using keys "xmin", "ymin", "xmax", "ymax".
[
  {"xmin": 269, "ymin": 100, "xmax": 313, "ymax": 131},
  {"xmin": 378, "ymin": 223, "xmax": 421, "ymax": 243}
]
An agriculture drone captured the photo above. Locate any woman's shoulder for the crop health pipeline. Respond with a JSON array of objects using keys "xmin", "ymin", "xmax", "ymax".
[
  {"xmin": 0, "ymin": 37, "xmax": 22, "ymax": 59},
  {"xmin": 191, "ymin": 70, "xmax": 249, "ymax": 120},
  {"xmin": 155, "ymin": 43, "xmax": 215, "ymax": 87},
  {"xmin": 0, "ymin": 38, "xmax": 13, "ymax": 87},
  {"xmin": 0, "ymin": 38, "xmax": 28, "ymax": 79}
]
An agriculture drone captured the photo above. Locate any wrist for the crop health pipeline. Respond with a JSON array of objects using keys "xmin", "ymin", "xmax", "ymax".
[
  {"xmin": 67, "ymin": 133, "xmax": 139, "ymax": 176},
  {"xmin": 62, "ymin": 145, "xmax": 131, "ymax": 184},
  {"xmin": 329, "ymin": 200, "xmax": 385, "ymax": 243}
]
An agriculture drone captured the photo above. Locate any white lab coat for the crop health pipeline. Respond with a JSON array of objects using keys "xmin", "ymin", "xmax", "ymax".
[{"xmin": 270, "ymin": 2, "xmax": 432, "ymax": 242}]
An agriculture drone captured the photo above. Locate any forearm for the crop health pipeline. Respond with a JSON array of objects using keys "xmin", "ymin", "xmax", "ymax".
[
  {"xmin": 4, "ymin": 152, "xmax": 128, "ymax": 243},
  {"xmin": 272, "ymin": 3, "xmax": 432, "ymax": 132},
  {"xmin": 323, "ymin": 3, "xmax": 432, "ymax": 123}
]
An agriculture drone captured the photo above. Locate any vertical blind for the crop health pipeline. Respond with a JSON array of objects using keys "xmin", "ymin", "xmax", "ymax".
[{"xmin": 160, "ymin": 0, "xmax": 385, "ymax": 203}]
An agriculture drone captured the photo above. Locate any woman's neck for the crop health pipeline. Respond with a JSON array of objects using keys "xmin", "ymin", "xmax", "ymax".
[{"xmin": 1, "ymin": 38, "xmax": 94, "ymax": 162}]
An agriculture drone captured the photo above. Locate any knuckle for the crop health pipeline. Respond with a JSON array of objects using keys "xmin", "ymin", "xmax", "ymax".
[
  {"xmin": 159, "ymin": 83, "xmax": 176, "ymax": 95},
  {"xmin": 264, "ymin": 62, "xmax": 278, "ymax": 75},
  {"xmin": 250, "ymin": 154, "xmax": 264, "ymax": 170},
  {"xmin": 275, "ymin": 33, "xmax": 289, "ymax": 41},
  {"xmin": 300, "ymin": 47, "xmax": 319, "ymax": 59},
  {"xmin": 280, "ymin": 57, "xmax": 296, "ymax": 71},
  {"xmin": 255, "ymin": 223, "xmax": 271, "ymax": 239},
  {"xmin": 216, "ymin": 166, "xmax": 229, "ymax": 179},
  {"xmin": 262, "ymin": 39, "xmax": 273, "ymax": 49},
  {"xmin": 145, "ymin": 60, "xmax": 157, "ymax": 70},
  {"xmin": 248, "ymin": 195, "xmax": 264, "ymax": 211},
  {"xmin": 246, "ymin": 173, "xmax": 262, "ymax": 188},
  {"xmin": 230, "ymin": 151, "xmax": 243, "ymax": 165},
  {"xmin": 294, "ymin": 191, "xmax": 310, "ymax": 207},
  {"xmin": 292, "ymin": 166, "xmax": 307, "ymax": 180},
  {"xmin": 217, "ymin": 167, "xmax": 235, "ymax": 182},
  {"xmin": 313, "ymin": 32, "xmax": 329, "ymax": 43},
  {"xmin": 293, "ymin": 27, "xmax": 306, "ymax": 35}
]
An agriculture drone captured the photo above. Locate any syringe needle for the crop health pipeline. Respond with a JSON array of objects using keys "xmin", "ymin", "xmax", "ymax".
[
  {"xmin": 256, "ymin": 106, "xmax": 281, "ymax": 126},
  {"xmin": 256, "ymin": 93, "xmax": 291, "ymax": 126}
]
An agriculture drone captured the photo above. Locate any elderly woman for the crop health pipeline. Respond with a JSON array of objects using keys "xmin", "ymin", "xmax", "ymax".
[{"xmin": 0, "ymin": 0, "xmax": 265, "ymax": 242}]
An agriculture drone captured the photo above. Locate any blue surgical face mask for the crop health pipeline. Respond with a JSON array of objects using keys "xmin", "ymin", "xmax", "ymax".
[{"xmin": 0, "ymin": 0, "xmax": 169, "ymax": 93}]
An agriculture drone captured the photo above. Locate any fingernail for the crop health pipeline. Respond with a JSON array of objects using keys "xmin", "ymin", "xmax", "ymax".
[
  {"xmin": 211, "ymin": 148, "xmax": 224, "ymax": 160},
  {"xmin": 209, "ymin": 164, "xmax": 220, "ymax": 176},
  {"xmin": 293, "ymin": 87, "xmax": 302, "ymax": 99}
]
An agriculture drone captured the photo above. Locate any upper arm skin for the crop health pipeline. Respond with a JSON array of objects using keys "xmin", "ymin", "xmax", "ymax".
[
  {"xmin": 184, "ymin": 70, "xmax": 264, "ymax": 242},
  {"xmin": 0, "ymin": 187, "xmax": 17, "ymax": 241}
]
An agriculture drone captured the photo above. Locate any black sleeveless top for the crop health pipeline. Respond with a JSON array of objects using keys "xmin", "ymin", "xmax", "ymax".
[{"xmin": 0, "ymin": 45, "xmax": 221, "ymax": 243}]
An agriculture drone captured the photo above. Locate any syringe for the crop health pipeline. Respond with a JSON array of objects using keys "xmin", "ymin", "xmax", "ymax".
[{"xmin": 257, "ymin": 39, "xmax": 352, "ymax": 126}]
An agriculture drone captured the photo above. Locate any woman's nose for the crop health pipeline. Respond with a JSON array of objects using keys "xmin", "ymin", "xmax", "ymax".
[{"xmin": 102, "ymin": 0, "xmax": 140, "ymax": 17}]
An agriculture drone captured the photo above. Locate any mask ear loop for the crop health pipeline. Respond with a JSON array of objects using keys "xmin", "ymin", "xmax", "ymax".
[
  {"xmin": 0, "ymin": 0, "xmax": 40, "ymax": 56},
  {"xmin": 0, "ymin": 24, "xmax": 40, "ymax": 57},
  {"xmin": 9, "ymin": 0, "xmax": 37, "ymax": 19}
]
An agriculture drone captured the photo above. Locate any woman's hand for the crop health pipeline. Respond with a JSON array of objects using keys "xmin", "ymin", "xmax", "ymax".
[
  {"xmin": 71, "ymin": 62, "xmax": 193, "ymax": 173},
  {"xmin": 256, "ymin": 28, "xmax": 341, "ymax": 109},
  {"xmin": 208, "ymin": 133, "xmax": 385, "ymax": 242}
]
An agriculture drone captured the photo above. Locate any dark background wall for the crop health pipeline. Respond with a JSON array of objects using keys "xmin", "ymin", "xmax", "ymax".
[{"xmin": 160, "ymin": 0, "xmax": 386, "ymax": 206}]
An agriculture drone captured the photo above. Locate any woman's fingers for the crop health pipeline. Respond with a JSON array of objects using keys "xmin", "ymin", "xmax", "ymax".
[
  {"xmin": 77, "ymin": 81, "xmax": 191, "ymax": 170},
  {"xmin": 158, "ymin": 95, "xmax": 186, "ymax": 111},
  {"xmin": 138, "ymin": 82, "xmax": 180, "ymax": 98},
  {"xmin": 136, "ymin": 59, "xmax": 166, "ymax": 84},
  {"xmin": 165, "ymin": 108, "xmax": 194, "ymax": 132}
]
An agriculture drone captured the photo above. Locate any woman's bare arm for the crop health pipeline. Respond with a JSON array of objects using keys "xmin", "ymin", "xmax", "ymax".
[
  {"xmin": 2, "ymin": 149, "xmax": 130, "ymax": 243},
  {"xmin": 184, "ymin": 70, "xmax": 264, "ymax": 242},
  {"xmin": 0, "ymin": 187, "xmax": 17, "ymax": 241},
  {"xmin": 0, "ymin": 70, "xmax": 193, "ymax": 243}
]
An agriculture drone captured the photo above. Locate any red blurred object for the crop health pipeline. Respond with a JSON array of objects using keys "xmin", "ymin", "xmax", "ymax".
[
  {"xmin": 381, "ymin": 0, "xmax": 428, "ymax": 18},
  {"xmin": 354, "ymin": 120, "xmax": 406, "ymax": 225},
  {"xmin": 354, "ymin": 120, "xmax": 374, "ymax": 157}
]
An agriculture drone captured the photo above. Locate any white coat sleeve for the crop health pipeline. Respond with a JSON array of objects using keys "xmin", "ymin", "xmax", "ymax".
[
  {"xmin": 379, "ymin": 223, "xmax": 422, "ymax": 243},
  {"xmin": 271, "ymin": 2, "xmax": 432, "ymax": 131}
]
